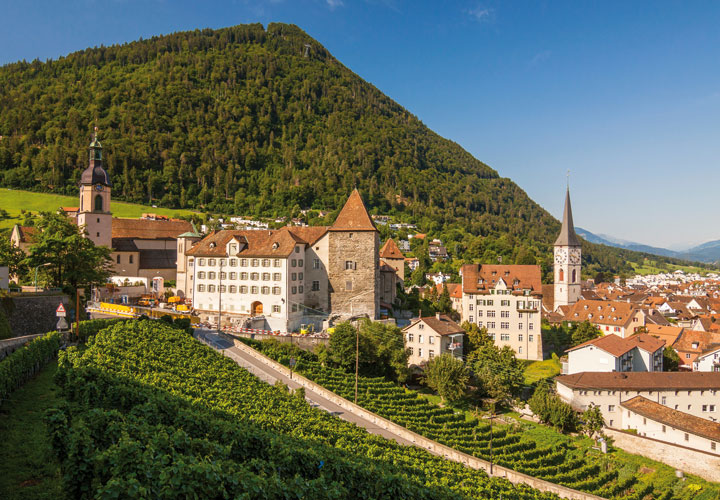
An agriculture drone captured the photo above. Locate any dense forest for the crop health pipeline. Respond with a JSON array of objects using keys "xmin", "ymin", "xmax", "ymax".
[{"xmin": 0, "ymin": 23, "xmax": 709, "ymax": 276}]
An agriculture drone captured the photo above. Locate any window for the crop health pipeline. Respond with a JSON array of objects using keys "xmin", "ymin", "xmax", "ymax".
[
  {"xmin": 208, "ymin": 285, "xmax": 216, "ymax": 292},
  {"xmin": 487, "ymin": 311, "xmax": 496, "ymax": 317},
  {"xmin": 418, "ymin": 335, "xmax": 424, "ymax": 343},
  {"xmin": 292, "ymin": 304, "xmax": 298, "ymax": 312},
  {"xmin": 262, "ymin": 259, "xmax": 271, "ymax": 267},
  {"xmin": 429, "ymin": 336, "xmax": 435, "ymax": 345},
  {"xmin": 662, "ymin": 425, "xmax": 666, "ymax": 433},
  {"xmin": 685, "ymin": 433, "xmax": 689, "ymax": 442},
  {"xmin": 295, "ymin": 246, "xmax": 300, "ymax": 253},
  {"xmin": 529, "ymin": 335, "xmax": 534, "ymax": 342},
  {"xmin": 488, "ymin": 322, "xmax": 495, "ymax": 329},
  {"xmin": 500, "ymin": 333, "xmax": 510, "ymax": 341},
  {"xmin": 250, "ymin": 272, "xmax": 259, "ymax": 281},
  {"xmin": 230, "ymin": 259, "xmax": 237, "ymax": 267},
  {"xmin": 197, "ymin": 285, "xmax": 205, "ymax": 292},
  {"xmin": 229, "ymin": 272, "xmax": 237, "ymax": 280},
  {"xmin": 240, "ymin": 286, "xmax": 248, "ymax": 294},
  {"xmin": 501, "ymin": 311, "xmax": 509, "ymax": 318},
  {"xmin": 711, "ymin": 405, "xmax": 716, "ymax": 412},
  {"xmin": 518, "ymin": 347, "xmax": 522, "ymax": 354},
  {"xmin": 529, "ymin": 323, "xmax": 534, "ymax": 330},
  {"xmin": 229, "ymin": 286, "xmax": 237, "ymax": 293},
  {"xmin": 198, "ymin": 258, "xmax": 205, "ymax": 266},
  {"xmin": 609, "ymin": 405, "xmax": 615, "ymax": 412},
  {"xmin": 219, "ymin": 285, "xmax": 226, "ymax": 293},
  {"xmin": 501, "ymin": 300, "xmax": 510, "ymax": 307},
  {"xmin": 686, "ymin": 353, "xmax": 691, "ymax": 359},
  {"xmin": 313, "ymin": 258, "xmax": 320, "ymax": 269},
  {"xmin": 501, "ymin": 322, "xmax": 509, "ymax": 329},
  {"xmin": 220, "ymin": 259, "xmax": 227, "ymax": 267},
  {"xmin": 274, "ymin": 259, "xmax": 281, "ymax": 267},
  {"xmin": 486, "ymin": 300, "xmax": 493, "ymax": 306},
  {"xmin": 429, "ymin": 350, "xmax": 435, "ymax": 359},
  {"xmin": 346, "ymin": 281, "xmax": 352, "ymax": 291},
  {"xmin": 292, "ymin": 273, "xmax": 297, "ymax": 281},
  {"xmin": 94, "ymin": 194, "xmax": 103, "ymax": 211},
  {"xmin": 418, "ymin": 348, "xmax": 423, "ymax": 357},
  {"xmin": 299, "ymin": 285, "xmax": 304, "ymax": 293},
  {"xmin": 129, "ymin": 255, "xmax": 134, "ymax": 264},
  {"xmin": 407, "ymin": 333, "xmax": 414, "ymax": 342},
  {"xmin": 261, "ymin": 286, "xmax": 270, "ymax": 295},
  {"xmin": 477, "ymin": 310, "xmax": 483, "ymax": 317},
  {"xmin": 262, "ymin": 273, "xmax": 270, "ymax": 281},
  {"xmin": 220, "ymin": 272, "xmax": 227, "ymax": 280},
  {"xmin": 518, "ymin": 323, "xmax": 523, "ymax": 330},
  {"xmin": 292, "ymin": 286, "xmax": 297, "ymax": 294},
  {"xmin": 273, "ymin": 273, "xmax": 281, "ymax": 281},
  {"xmin": 272, "ymin": 305, "xmax": 281, "ymax": 313},
  {"xmin": 241, "ymin": 259, "xmax": 248, "ymax": 267},
  {"xmin": 240, "ymin": 272, "xmax": 248, "ymax": 280},
  {"xmin": 312, "ymin": 281, "xmax": 320, "ymax": 291},
  {"xmin": 469, "ymin": 316, "xmax": 474, "ymax": 323},
  {"xmin": 518, "ymin": 334, "xmax": 523, "ymax": 342},
  {"xmin": 408, "ymin": 347, "xmax": 413, "ymax": 355},
  {"xmin": 291, "ymin": 259, "xmax": 297, "ymax": 267},
  {"xmin": 345, "ymin": 261, "xmax": 356, "ymax": 270},
  {"xmin": 661, "ymin": 396, "xmax": 667, "ymax": 405},
  {"xmin": 116, "ymin": 254, "xmax": 121, "ymax": 264},
  {"xmin": 209, "ymin": 272, "xmax": 216, "ymax": 279},
  {"xmin": 712, "ymin": 442, "xmax": 717, "ymax": 451},
  {"xmin": 251, "ymin": 286, "xmax": 259, "ymax": 294},
  {"xmin": 208, "ymin": 259, "xmax": 216, "ymax": 266},
  {"xmin": 198, "ymin": 272, "xmax": 206, "ymax": 279},
  {"xmin": 273, "ymin": 287, "xmax": 281, "ymax": 295},
  {"xmin": 299, "ymin": 272, "xmax": 304, "ymax": 280},
  {"xmin": 251, "ymin": 259, "xmax": 259, "ymax": 267}
]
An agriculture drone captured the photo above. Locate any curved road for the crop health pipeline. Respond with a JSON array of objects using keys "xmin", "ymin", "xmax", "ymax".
[{"xmin": 194, "ymin": 329, "xmax": 416, "ymax": 448}]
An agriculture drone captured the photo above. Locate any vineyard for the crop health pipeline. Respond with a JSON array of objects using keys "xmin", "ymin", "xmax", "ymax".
[
  {"xmin": 49, "ymin": 320, "xmax": 568, "ymax": 499},
  {"xmin": 241, "ymin": 338, "xmax": 666, "ymax": 500}
]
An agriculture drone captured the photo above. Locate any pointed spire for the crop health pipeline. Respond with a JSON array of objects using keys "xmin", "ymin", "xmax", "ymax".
[
  {"xmin": 330, "ymin": 189, "xmax": 377, "ymax": 231},
  {"xmin": 554, "ymin": 187, "xmax": 581, "ymax": 246}
]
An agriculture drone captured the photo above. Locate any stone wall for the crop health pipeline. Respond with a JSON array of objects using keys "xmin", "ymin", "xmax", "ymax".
[
  {"xmin": 232, "ymin": 338, "xmax": 605, "ymax": 500},
  {"xmin": 5, "ymin": 294, "xmax": 71, "ymax": 337},
  {"xmin": 230, "ymin": 332, "xmax": 328, "ymax": 351},
  {"xmin": 327, "ymin": 230, "xmax": 379, "ymax": 319},
  {"xmin": 0, "ymin": 333, "xmax": 44, "ymax": 360},
  {"xmin": 605, "ymin": 428, "xmax": 720, "ymax": 482}
]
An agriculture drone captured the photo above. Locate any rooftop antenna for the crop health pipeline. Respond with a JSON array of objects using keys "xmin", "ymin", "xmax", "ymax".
[
  {"xmin": 304, "ymin": 44, "xmax": 311, "ymax": 58},
  {"xmin": 566, "ymin": 169, "xmax": 570, "ymax": 189}
]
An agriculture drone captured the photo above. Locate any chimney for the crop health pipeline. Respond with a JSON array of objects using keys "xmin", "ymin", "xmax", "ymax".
[{"xmin": 436, "ymin": 312, "xmax": 442, "ymax": 320}]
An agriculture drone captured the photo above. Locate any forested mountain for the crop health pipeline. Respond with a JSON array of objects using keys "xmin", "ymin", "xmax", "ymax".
[{"xmin": 0, "ymin": 23, "xmax": 710, "ymax": 275}]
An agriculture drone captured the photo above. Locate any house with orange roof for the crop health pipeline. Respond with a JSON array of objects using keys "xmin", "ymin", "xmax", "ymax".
[
  {"xmin": 561, "ymin": 299, "xmax": 645, "ymax": 338},
  {"xmin": 565, "ymin": 334, "xmax": 665, "ymax": 374},
  {"xmin": 179, "ymin": 189, "xmax": 380, "ymax": 333},
  {"xmin": 379, "ymin": 239, "xmax": 405, "ymax": 283},
  {"xmin": 675, "ymin": 329, "xmax": 720, "ymax": 370}
]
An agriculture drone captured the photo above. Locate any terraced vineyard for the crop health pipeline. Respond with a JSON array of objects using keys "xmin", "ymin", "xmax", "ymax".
[
  {"xmin": 48, "ymin": 320, "xmax": 568, "ymax": 499},
  {"xmin": 243, "ymin": 338, "xmax": 664, "ymax": 500}
]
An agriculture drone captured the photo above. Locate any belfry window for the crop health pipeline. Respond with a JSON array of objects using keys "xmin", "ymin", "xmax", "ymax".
[{"xmin": 94, "ymin": 195, "xmax": 103, "ymax": 212}]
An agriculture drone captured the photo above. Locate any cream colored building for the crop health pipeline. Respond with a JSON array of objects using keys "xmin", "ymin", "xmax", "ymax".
[
  {"xmin": 460, "ymin": 264, "xmax": 543, "ymax": 360},
  {"xmin": 402, "ymin": 313, "xmax": 464, "ymax": 367},
  {"xmin": 553, "ymin": 187, "xmax": 582, "ymax": 310}
]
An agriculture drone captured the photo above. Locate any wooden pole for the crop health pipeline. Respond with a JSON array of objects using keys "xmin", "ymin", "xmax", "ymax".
[
  {"xmin": 355, "ymin": 322, "xmax": 359, "ymax": 404},
  {"xmin": 76, "ymin": 287, "xmax": 80, "ymax": 339}
]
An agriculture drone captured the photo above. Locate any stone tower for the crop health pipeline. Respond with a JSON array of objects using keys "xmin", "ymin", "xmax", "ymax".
[
  {"xmin": 327, "ymin": 189, "xmax": 379, "ymax": 320},
  {"xmin": 553, "ymin": 187, "xmax": 581, "ymax": 310},
  {"xmin": 77, "ymin": 131, "xmax": 112, "ymax": 248},
  {"xmin": 176, "ymin": 223, "xmax": 202, "ymax": 299}
]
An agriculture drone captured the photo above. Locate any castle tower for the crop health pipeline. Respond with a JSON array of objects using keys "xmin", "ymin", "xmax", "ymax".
[
  {"xmin": 77, "ymin": 131, "xmax": 112, "ymax": 248},
  {"xmin": 553, "ymin": 187, "xmax": 581, "ymax": 310},
  {"xmin": 327, "ymin": 189, "xmax": 379, "ymax": 320}
]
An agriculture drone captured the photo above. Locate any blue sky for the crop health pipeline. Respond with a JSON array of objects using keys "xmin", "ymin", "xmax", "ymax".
[{"xmin": 2, "ymin": 1, "xmax": 719, "ymax": 248}]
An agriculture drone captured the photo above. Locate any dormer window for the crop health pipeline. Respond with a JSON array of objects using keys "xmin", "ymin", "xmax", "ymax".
[
  {"xmin": 505, "ymin": 271, "xmax": 510, "ymax": 276},
  {"xmin": 272, "ymin": 242, "xmax": 279, "ymax": 250},
  {"xmin": 492, "ymin": 271, "xmax": 497, "ymax": 276},
  {"xmin": 209, "ymin": 242, "xmax": 216, "ymax": 249},
  {"xmin": 584, "ymin": 305, "xmax": 588, "ymax": 310}
]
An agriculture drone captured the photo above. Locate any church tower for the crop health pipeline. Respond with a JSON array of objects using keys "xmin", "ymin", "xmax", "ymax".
[
  {"xmin": 553, "ymin": 187, "xmax": 581, "ymax": 310},
  {"xmin": 77, "ymin": 130, "xmax": 112, "ymax": 248}
]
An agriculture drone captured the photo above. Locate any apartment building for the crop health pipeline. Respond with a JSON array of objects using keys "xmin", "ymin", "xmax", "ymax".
[{"xmin": 403, "ymin": 313, "xmax": 464, "ymax": 366}]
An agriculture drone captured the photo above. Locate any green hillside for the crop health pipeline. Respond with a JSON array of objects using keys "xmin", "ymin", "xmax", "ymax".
[
  {"xmin": 0, "ymin": 23, "xmax": 711, "ymax": 275},
  {"xmin": 0, "ymin": 188, "xmax": 196, "ymax": 231}
]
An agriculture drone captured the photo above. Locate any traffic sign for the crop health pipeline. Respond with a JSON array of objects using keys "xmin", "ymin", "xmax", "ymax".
[{"xmin": 56, "ymin": 303, "xmax": 67, "ymax": 317}]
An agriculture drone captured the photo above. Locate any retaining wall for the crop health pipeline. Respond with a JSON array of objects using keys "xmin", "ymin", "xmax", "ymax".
[
  {"xmin": 231, "ymin": 332, "xmax": 328, "ymax": 351},
  {"xmin": 605, "ymin": 428, "xmax": 720, "ymax": 482},
  {"xmin": 0, "ymin": 334, "xmax": 44, "ymax": 360},
  {"xmin": 231, "ymin": 338, "xmax": 606, "ymax": 500},
  {"xmin": 5, "ymin": 294, "xmax": 71, "ymax": 337}
]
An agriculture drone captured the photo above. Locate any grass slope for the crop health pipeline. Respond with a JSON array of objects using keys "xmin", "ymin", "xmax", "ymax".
[
  {"xmin": 0, "ymin": 360, "xmax": 62, "ymax": 500},
  {"xmin": 0, "ymin": 188, "xmax": 196, "ymax": 230}
]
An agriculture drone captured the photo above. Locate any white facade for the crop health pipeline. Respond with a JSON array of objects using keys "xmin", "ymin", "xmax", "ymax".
[
  {"xmin": 567, "ymin": 345, "xmax": 631, "ymax": 374},
  {"xmin": 554, "ymin": 245, "xmax": 581, "ymax": 309},
  {"xmin": 695, "ymin": 347, "xmax": 720, "ymax": 372}
]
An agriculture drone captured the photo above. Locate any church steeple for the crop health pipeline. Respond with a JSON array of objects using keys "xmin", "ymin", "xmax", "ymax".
[
  {"xmin": 81, "ymin": 127, "xmax": 111, "ymax": 187},
  {"xmin": 554, "ymin": 187, "xmax": 580, "ymax": 247},
  {"xmin": 78, "ymin": 127, "xmax": 113, "ymax": 248}
]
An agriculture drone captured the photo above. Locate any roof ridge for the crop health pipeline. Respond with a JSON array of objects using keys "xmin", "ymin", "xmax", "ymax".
[{"xmin": 330, "ymin": 189, "xmax": 377, "ymax": 232}]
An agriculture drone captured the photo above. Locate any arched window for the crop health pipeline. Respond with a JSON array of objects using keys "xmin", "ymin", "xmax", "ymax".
[
  {"xmin": 94, "ymin": 194, "xmax": 103, "ymax": 212},
  {"xmin": 571, "ymin": 269, "xmax": 577, "ymax": 283},
  {"xmin": 559, "ymin": 269, "xmax": 564, "ymax": 282}
]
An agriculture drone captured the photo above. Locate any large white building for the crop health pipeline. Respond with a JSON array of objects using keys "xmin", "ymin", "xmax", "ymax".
[
  {"xmin": 179, "ymin": 190, "xmax": 380, "ymax": 333},
  {"xmin": 460, "ymin": 264, "xmax": 543, "ymax": 360}
]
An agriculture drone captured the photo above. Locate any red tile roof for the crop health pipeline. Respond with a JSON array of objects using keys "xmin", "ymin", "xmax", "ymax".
[
  {"xmin": 645, "ymin": 324, "xmax": 684, "ymax": 347},
  {"xmin": 403, "ymin": 314, "xmax": 464, "ymax": 336},
  {"xmin": 563, "ymin": 300, "xmax": 639, "ymax": 328},
  {"xmin": 111, "ymin": 218, "xmax": 192, "ymax": 240},
  {"xmin": 461, "ymin": 264, "xmax": 542, "ymax": 295},
  {"xmin": 187, "ymin": 227, "xmax": 305, "ymax": 258},
  {"xmin": 379, "ymin": 239, "xmax": 404, "ymax": 259},
  {"xmin": 16, "ymin": 226, "xmax": 37, "ymax": 243},
  {"xmin": 330, "ymin": 189, "xmax": 377, "ymax": 232},
  {"xmin": 621, "ymin": 396, "xmax": 720, "ymax": 443},
  {"xmin": 556, "ymin": 371, "xmax": 720, "ymax": 391},
  {"xmin": 566, "ymin": 334, "xmax": 636, "ymax": 357}
]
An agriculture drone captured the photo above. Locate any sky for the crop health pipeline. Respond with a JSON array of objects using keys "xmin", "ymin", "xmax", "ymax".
[{"xmin": 1, "ymin": 1, "xmax": 719, "ymax": 249}]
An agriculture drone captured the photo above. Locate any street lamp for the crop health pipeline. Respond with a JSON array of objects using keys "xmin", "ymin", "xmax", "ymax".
[{"xmin": 34, "ymin": 262, "xmax": 52, "ymax": 292}]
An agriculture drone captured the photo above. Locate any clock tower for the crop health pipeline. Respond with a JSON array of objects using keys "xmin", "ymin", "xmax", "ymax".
[
  {"xmin": 77, "ymin": 131, "xmax": 112, "ymax": 248},
  {"xmin": 553, "ymin": 187, "xmax": 581, "ymax": 310}
]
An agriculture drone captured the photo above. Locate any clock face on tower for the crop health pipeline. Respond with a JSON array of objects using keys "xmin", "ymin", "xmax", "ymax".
[
  {"xmin": 95, "ymin": 184, "xmax": 104, "ymax": 191},
  {"xmin": 554, "ymin": 250, "xmax": 567, "ymax": 264},
  {"xmin": 569, "ymin": 248, "xmax": 581, "ymax": 265}
]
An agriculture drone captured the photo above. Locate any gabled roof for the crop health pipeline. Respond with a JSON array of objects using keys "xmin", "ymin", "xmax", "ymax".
[
  {"xmin": 112, "ymin": 218, "xmax": 193, "ymax": 240},
  {"xmin": 645, "ymin": 324, "xmax": 684, "ymax": 347},
  {"xmin": 14, "ymin": 225, "xmax": 37, "ymax": 244},
  {"xmin": 555, "ymin": 371, "xmax": 720, "ymax": 391},
  {"xmin": 566, "ymin": 334, "xmax": 635, "ymax": 357},
  {"xmin": 403, "ymin": 314, "xmax": 464, "ymax": 336},
  {"xmin": 621, "ymin": 396, "xmax": 720, "ymax": 443},
  {"xmin": 461, "ymin": 264, "xmax": 542, "ymax": 295},
  {"xmin": 625, "ymin": 333, "xmax": 666, "ymax": 353},
  {"xmin": 674, "ymin": 330, "xmax": 720, "ymax": 354},
  {"xmin": 554, "ymin": 187, "xmax": 581, "ymax": 247},
  {"xmin": 185, "ymin": 226, "xmax": 330, "ymax": 258},
  {"xmin": 564, "ymin": 300, "xmax": 638, "ymax": 327},
  {"xmin": 380, "ymin": 239, "xmax": 404, "ymax": 259},
  {"xmin": 330, "ymin": 189, "xmax": 377, "ymax": 232}
]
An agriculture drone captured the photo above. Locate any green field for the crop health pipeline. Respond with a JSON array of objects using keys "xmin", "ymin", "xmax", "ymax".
[
  {"xmin": 0, "ymin": 188, "xmax": 197, "ymax": 230},
  {"xmin": 631, "ymin": 258, "xmax": 714, "ymax": 276},
  {"xmin": 523, "ymin": 357, "xmax": 562, "ymax": 385}
]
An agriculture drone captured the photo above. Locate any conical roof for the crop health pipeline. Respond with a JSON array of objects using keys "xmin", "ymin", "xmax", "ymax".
[
  {"xmin": 330, "ymin": 189, "xmax": 377, "ymax": 231},
  {"xmin": 554, "ymin": 187, "xmax": 581, "ymax": 246}
]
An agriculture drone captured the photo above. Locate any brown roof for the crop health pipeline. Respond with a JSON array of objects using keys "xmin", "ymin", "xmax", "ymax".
[
  {"xmin": 461, "ymin": 264, "xmax": 542, "ymax": 295},
  {"xmin": 542, "ymin": 284, "xmax": 555, "ymax": 311},
  {"xmin": 564, "ymin": 300, "xmax": 639, "ymax": 328},
  {"xmin": 625, "ymin": 333, "xmax": 666, "ymax": 353},
  {"xmin": 403, "ymin": 314, "xmax": 464, "ymax": 336},
  {"xmin": 379, "ymin": 260, "xmax": 396, "ymax": 272},
  {"xmin": 566, "ymin": 334, "xmax": 635, "ymax": 357},
  {"xmin": 556, "ymin": 371, "xmax": 720, "ymax": 391},
  {"xmin": 16, "ymin": 225, "xmax": 38, "ymax": 243},
  {"xmin": 111, "ymin": 218, "xmax": 192, "ymax": 240},
  {"xmin": 621, "ymin": 396, "xmax": 720, "ymax": 443},
  {"xmin": 330, "ymin": 189, "xmax": 377, "ymax": 232},
  {"xmin": 380, "ymin": 239, "xmax": 404, "ymax": 259},
  {"xmin": 187, "ymin": 228, "xmax": 302, "ymax": 258},
  {"xmin": 286, "ymin": 226, "xmax": 328, "ymax": 246},
  {"xmin": 645, "ymin": 324, "xmax": 684, "ymax": 347},
  {"xmin": 674, "ymin": 330, "xmax": 720, "ymax": 355}
]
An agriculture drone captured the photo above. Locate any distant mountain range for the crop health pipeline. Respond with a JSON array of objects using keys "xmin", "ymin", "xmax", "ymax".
[{"xmin": 576, "ymin": 227, "xmax": 720, "ymax": 265}]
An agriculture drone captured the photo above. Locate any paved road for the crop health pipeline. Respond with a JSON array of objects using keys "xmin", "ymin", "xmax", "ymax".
[{"xmin": 195, "ymin": 329, "xmax": 416, "ymax": 448}]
